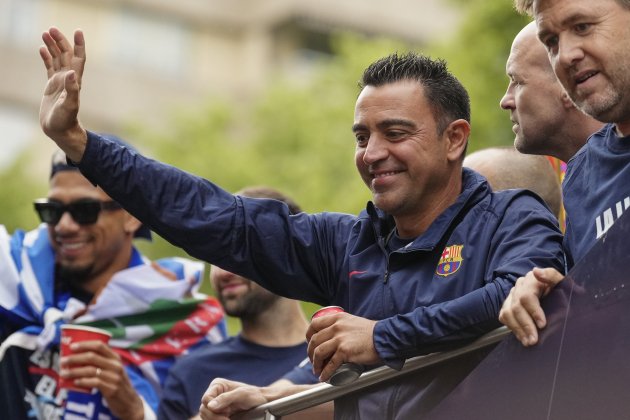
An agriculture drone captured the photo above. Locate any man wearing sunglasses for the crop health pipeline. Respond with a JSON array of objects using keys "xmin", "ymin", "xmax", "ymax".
[{"xmin": 0, "ymin": 146, "xmax": 226, "ymax": 419}]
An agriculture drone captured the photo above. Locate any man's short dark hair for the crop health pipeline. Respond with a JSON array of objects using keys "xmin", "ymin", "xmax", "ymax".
[{"xmin": 359, "ymin": 52, "xmax": 471, "ymax": 134}]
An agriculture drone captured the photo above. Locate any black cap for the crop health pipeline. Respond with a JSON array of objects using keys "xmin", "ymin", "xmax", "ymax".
[{"xmin": 49, "ymin": 134, "xmax": 152, "ymax": 241}]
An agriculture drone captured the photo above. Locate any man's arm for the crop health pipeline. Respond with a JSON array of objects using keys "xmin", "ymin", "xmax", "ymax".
[
  {"xmin": 198, "ymin": 378, "xmax": 319, "ymax": 420},
  {"xmin": 499, "ymin": 267, "xmax": 565, "ymax": 346}
]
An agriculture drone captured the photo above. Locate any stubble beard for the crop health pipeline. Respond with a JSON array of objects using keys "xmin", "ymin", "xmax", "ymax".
[
  {"xmin": 572, "ymin": 65, "xmax": 630, "ymax": 124},
  {"xmin": 221, "ymin": 291, "xmax": 280, "ymax": 321},
  {"xmin": 57, "ymin": 263, "xmax": 94, "ymax": 289}
]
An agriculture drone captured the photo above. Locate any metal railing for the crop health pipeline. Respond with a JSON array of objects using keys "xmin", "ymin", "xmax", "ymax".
[{"xmin": 234, "ymin": 326, "xmax": 510, "ymax": 420}]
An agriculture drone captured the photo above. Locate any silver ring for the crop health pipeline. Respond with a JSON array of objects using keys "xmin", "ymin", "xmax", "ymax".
[{"xmin": 96, "ymin": 367, "xmax": 102, "ymax": 377}]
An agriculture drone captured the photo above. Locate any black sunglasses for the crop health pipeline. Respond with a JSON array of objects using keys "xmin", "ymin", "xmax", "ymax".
[{"xmin": 34, "ymin": 199, "xmax": 123, "ymax": 225}]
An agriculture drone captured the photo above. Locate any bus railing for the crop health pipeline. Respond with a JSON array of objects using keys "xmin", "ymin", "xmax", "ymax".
[{"xmin": 234, "ymin": 326, "xmax": 510, "ymax": 420}]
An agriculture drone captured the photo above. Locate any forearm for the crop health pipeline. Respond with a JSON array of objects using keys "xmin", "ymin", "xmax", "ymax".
[
  {"xmin": 373, "ymin": 279, "xmax": 513, "ymax": 368},
  {"xmin": 78, "ymin": 132, "xmax": 346, "ymax": 303},
  {"xmin": 262, "ymin": 379, "xmax": 318, "ymax": 402}
]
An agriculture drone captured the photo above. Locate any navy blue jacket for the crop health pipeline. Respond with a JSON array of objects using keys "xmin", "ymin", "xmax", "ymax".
[
  {"xmin": 79, "ymin": 132, "xmax": 565, "ymax": 418},
  {"xmin": 79, "ymin": 132, "xmax": 564, "ymax": 372},
  {"xmin": 563, "ymin": 123, "xmax": 630, "ymax": 268}
]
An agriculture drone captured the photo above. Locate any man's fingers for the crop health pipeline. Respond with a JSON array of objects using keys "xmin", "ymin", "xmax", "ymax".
[
  {"xmin": 510, "ymin": 301, "xmax": 541, "ymax": 345},
  {"xmin": 39, "ymin": 46, "xmax": 55, "ymax": 77},
  {"xmin": 310, "ymin": 338, "xmax": 337, "ymax": 376},
  {"xmin": 517, "ymin": 292, "xmax": 548, "ymax": 329},
  {"xmin": 199, "ymin": 404, "xmax": 229, "ymax": 420},
  {"xmin": 49, "ymin": 26, "xmax": 74, "ymax": 68},
  {"xmin": 500, "ymin": 294, "xmax": 529, "ymax": 345},
  {"xmin": 532, "ymin": 267, "xmax": 564, "ymax": 289},
  {"xmin": 42, "ymin": 31, "xmax": 62, "ymax": 71},
  {"xmin": 202, "ymin": 383, "xmax": 226, "ymax": 406},
  {"xmin": 318, "ymin": 351, "xmax": 344, "ymax": 383},
  {"xmin": 74, "ymin": 29, "xmax": 86, "ymax": 60},
  {"xmin": 500, "ymin": 288, "xmax": 541, "ymax": 346},
  {"xmin": 73, "ymin": 29, "xmax": 87, "ymax": 84}
]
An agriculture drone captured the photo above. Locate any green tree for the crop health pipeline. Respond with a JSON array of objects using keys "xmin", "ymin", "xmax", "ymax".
[{"xmin": 434, "ymin": 0, "xmax": 531, "ymax": 150}]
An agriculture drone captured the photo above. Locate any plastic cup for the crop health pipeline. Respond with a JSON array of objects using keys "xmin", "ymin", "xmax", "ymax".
[
  {"xmin": 311, "ymin": 306, "xmax": 364, "ymax": 386},
  {"xmin": 59, "ymin": 325, "xmax": 112, "ymax": 392}
]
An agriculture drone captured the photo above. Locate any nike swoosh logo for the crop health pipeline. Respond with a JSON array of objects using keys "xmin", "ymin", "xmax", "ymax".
[{"xmin": 349, "ymin": 270, "xmax": 367, "ymax": 279}]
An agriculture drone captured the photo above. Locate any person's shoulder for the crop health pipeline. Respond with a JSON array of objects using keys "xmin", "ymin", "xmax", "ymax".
[{"xmin": 486, "ymin": 188, "xmax": 556, "ymax": 219}]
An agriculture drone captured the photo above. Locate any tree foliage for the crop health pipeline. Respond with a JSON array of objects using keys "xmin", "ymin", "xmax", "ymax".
[
  {"xmin": 433, "ymin": 0, "xmax": 531, "ymax": 149},
  {"xmin": 1, "ymin": 1, "xmax": 530, "ymax": 268}
]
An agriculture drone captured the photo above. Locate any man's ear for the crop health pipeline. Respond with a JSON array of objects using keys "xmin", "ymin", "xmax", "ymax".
[
  {"xmin": 123, "ymin": 213, "xmax": 143, "ymax": 237},
  {"xmin": 444, "ymin": 119, "xmax": 471, "ymax": 162}
]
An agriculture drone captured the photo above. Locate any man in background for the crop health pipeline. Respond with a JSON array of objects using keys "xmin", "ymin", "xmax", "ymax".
[
  {"xmin": 158, "ymin": 187, "xmax": 317, "ymax": 419},
  {"xmin": 500, "ymin": 0, "xmax": 630, "ymax": 346},
  {"xmin": 499, "ymin": 21, "xmax": 603, "ymax": 163}
]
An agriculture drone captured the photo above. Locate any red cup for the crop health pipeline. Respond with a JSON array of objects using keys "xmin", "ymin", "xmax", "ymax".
[
  {"xmin": 59, "ymin": 325, "xmax": 112, "ymax": 392},
  {"xmin": 311, "ymin": 306, "xmax": 364, "ymax": 386}
]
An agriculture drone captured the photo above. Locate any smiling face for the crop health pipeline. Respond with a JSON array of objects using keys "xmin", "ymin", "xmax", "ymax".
[
  {"xmin": 500, "ymin": 23, "xmax": 567, "ymax": 156},
  {"xmin": 46, "ymin": 171, "xmax": 136, "ymax": 289},
  {"xmin": 534, "ymin": 0, "xmax": 630, "ymax": 129},
  {"xmin": 353, "ymin": 80, "xmax": 468, "ymax": 235},
  {"xmin": 210, "ymin": 266, "xmax": 280, "ymax": 320}
]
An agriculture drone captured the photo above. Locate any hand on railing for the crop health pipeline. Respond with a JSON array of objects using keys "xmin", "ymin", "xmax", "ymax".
[
  {"xmin": 499, "ymin": 267, "xmax": 564, "ymax": 346},
  {"xmin": 306, "ymin": 311, "xmax": 379, "ymax": 383},
  {"xmin": 199, "ymin": 378, "xmax": 316, "ymax": 420}
]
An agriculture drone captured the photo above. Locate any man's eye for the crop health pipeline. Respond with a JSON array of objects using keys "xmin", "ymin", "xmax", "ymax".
[
  {"xmin": 543, "ymin": 35, "xmax": 559, "ymax": 52},
  {"xmin": 575, "ymin": 23, "xmax": 591, "ymax": 33},
  {"xmin": 355, "ymin": 134, "xmax": 368, "ymax": 145},
  {"xmin": 386, "ymin": 131, "xmax": 405, "ymax": 139}
]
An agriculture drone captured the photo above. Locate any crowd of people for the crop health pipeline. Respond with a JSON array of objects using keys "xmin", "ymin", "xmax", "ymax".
[{"xmin": 0, "ymin": 0, "xmax": 628, "ymax": 418}]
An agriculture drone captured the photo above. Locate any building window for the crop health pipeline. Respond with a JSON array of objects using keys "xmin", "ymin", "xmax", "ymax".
[
  {"xmin": 0, "ymin": 0, "xmax": 42, "ymax": 47},
  {"xmin": 108, "ymin": 10, "xmax": 189, "ymax": 78}
]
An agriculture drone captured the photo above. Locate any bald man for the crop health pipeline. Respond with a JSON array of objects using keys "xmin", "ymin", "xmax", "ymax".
[
  {"xmin": 500, "ymin": 21, "xmax": 603, "ymax": 163},
  {"xmin": 498, "ymin": 20, "xmax": 607, "ymax": 348},
  {"xmin": 464, "ymin": 147, "xmax": 562, "ymax": 218}
]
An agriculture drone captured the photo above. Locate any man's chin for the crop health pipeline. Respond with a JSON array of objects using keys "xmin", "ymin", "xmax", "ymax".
[{"xmin": 57, "ymin": 263, "xmax": 93, "ymax": 286}]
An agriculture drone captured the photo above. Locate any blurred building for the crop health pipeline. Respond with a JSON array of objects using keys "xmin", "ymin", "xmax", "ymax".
[{"xmin": 0, "ymin": 0, "xmax": 461, "ymax": 171}]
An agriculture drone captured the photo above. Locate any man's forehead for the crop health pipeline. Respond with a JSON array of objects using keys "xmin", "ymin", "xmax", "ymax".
[
  {"xmin": 49, "ymin": 171, "xmax": 110, "ymax": 198},
  {"xmin": 534, "ymin": 0, "xmax": 609, "ymax": 31}
]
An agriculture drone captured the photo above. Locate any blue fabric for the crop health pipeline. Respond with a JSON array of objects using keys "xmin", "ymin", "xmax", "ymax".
[
  {"xmin": 158, "ymin": 335, "xmax": 309, "ymax": 419},
  {"xmin": 281, "ymin": 358, "xmax": 319, "ymax": 385},
  {"xmin": 563, "ymin": 123, "xmax": 630, "ymax": 269},
  {"xmin": 79, "ymin": 131, "xmax": 565, "ymax": 417}
]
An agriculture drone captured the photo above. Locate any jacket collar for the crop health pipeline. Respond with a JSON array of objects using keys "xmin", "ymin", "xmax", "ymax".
[{"xmin": 365, "ymin": 168, "xmax": 490, "ymax": 251}]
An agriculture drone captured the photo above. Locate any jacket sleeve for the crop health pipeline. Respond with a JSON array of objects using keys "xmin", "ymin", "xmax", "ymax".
[
  {"xmin": 79, "ymin": 132, "xmax": 355, "ymax": 304},
  {"xmin": 373, "ymin": 195, "xmax": 565, "ymax": 369}
]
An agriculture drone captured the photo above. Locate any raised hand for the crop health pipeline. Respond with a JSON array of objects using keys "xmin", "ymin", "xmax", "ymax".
[{"xmin": 39, "ymin": 27, "xmax": 88, "ymax": 162}]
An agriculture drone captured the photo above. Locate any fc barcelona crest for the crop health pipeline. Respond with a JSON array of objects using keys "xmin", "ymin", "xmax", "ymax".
[{"xmin": 436, "ymin": 244, "xmax": 464, "ymax": 276}]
